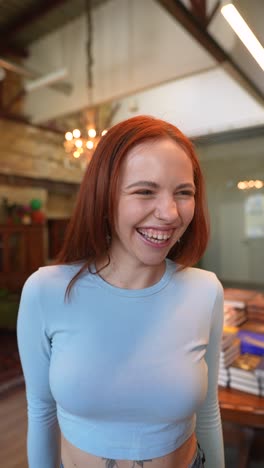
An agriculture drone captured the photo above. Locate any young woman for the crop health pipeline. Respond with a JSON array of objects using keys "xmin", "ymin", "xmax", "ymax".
[{"xmin": 17, "ymin": 115, "xmax": 225, "ymax": 468}]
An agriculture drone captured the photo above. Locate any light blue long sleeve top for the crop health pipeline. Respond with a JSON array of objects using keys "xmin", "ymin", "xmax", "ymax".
[{"xmin": 17, "ymin": 259, "xmax": 225, "ymax": 468}]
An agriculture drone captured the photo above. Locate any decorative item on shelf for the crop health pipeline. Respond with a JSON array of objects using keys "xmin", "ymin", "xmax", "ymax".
[
  {"xmin": 30, "ymin": 199, "xmax": 46, "ymax": 224},
  {"xmin": 0, "ymin": 197, "xmax": 46, "ymax": 225}
]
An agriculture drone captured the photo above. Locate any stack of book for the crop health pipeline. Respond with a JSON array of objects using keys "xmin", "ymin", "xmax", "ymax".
[
  {"xmin": 224, "ymin": 304, "xmax": 247, "ymax": 327},
  {"xmin": 224, "ymin": 288, "xmax": 255, "ymax": 327},
  {"xmin": 229, "ymin": 353, "xmax": 264, "ymax": 396},
  {"xmin": 220, "ymin": 289, "xmax": 264, "ymax": 396},
  {"xmin": 218, "ymin": 327, "xmax": 240, "ymax": 387},
  {"xmin": 224, "ymin": 288, "xmax": 257, "ymax": 305},
  {"xmin": 247, "ymin": 293, "xmax": 264, "ymax": 322},
  {"xmin": 224, "ymin": 288, "xmax": 253, "ymax": 326}
]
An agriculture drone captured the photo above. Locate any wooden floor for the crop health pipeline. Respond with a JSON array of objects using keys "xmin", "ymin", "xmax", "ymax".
[{"xmin": 0, "ymin": 386, "xmax": 28, "ymax": 468}]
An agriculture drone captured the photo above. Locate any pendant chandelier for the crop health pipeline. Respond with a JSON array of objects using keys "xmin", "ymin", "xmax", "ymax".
[
  {"xmin": 63, "ymin": 119, "xmax": 107, "ymax": 161},
  {"xmin": 63, "ymin": 0, "xmax": 119, "ymax": 163},
  {"xmin": 63, "ymin": 0, "xmax": 105, "ymax": 162}
]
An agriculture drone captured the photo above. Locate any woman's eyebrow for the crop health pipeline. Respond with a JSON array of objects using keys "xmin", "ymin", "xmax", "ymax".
[
  {"xmin": 125, "ymin": 181, "xmax": 195, "ymax": 191},
  {"xmin": 125, "ymin": 181, "xmax": 159, "ymax": 189},
  {"xmin": 176, "ymin": 183, "xmax": 196, "ymax": 191}
]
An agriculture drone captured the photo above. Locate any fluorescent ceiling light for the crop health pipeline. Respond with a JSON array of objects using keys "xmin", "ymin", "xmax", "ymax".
[{"xmin": 221, "ymin": 3, "xmax": 264, "ymax": 71}]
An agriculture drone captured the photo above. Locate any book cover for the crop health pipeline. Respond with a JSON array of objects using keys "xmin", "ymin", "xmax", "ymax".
[
  {"xmin": 229, "ymin": 353, "xmax": 262, "ymax": 382},
  {"xmin": 238, "ymin": 330, "xmax": 264, "ymax": 356},
  {"xmin": 240, "ymin": 321, "xmax": 264, "ymax": 334}
]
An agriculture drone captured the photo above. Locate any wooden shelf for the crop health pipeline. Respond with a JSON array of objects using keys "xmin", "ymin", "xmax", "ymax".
[{"xmin": 0, "ymin": 224, "xmax": 45, "ymax": 292}]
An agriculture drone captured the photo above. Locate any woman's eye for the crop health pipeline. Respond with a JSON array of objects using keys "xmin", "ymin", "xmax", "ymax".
[
  {"xmin": 177, "ymin": 190, "xmax": 195, "ymax": 197},
  {"xmin": 135, "ymin": 190, "xmax": 153, "ymax": 195}
]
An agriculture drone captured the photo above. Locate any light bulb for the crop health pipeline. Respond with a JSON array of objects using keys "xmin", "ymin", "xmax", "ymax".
[
  {"xmin": 88, "ymin": 128, "xmax": 96, "ymax": 138},
  {"xmin": 73, "ymin": 129, "xmax": 81, "ymax": 138},
  {"xmin": 65, "ymin": 132, "xmax": 73, "ymax": 141},
  {"xmin": 237, "ymin": 181, "xmax": 246, "ymax": 190},
  {"xmin": 75, "ymin": 139, "xmax": 83, "ymax": 148},
  {"xmin": 86, "ymin": 140, "xmax": 94, "ymax": 150}
]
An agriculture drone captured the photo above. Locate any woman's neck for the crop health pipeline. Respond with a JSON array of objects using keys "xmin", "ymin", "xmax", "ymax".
[{"xmin": 96, "ymin": 257, "xmax": 166, "ymax": 290}]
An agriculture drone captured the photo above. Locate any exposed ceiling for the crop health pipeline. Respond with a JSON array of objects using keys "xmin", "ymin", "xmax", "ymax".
[
  {"xmin": 157, "ymin": 0, "xmax": 264, "ymax": 100},
  {"xmin": 0, "ymin": 0, "xmax": 263, "ymax": 134},
  {"xmin": 0, "ymin": 0, "xmax": 106, "ymax": 55}
]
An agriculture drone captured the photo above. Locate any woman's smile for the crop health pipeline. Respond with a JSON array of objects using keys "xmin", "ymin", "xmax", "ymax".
[{"xmin": 136, "ymin": 227, "xmax": 174, "ymax": 247}]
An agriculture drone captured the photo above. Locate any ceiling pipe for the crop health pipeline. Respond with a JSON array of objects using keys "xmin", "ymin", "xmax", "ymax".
[
  {"xmin": 24, "ymin": 68, "xmax": 68, "ymax": 93},
  {"xmin": 0, "ymin": 0, "xmax": 68, "ymax": 58},
  {"xmin": 0, "ymin": 57, "xmax": 72, "ymax": 95}
]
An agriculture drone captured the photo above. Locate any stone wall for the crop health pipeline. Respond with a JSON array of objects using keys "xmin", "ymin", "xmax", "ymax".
[
  {"xmin": 0, "ymin": 120, "xmax": 84, "ymax": 182},
  {"xmin": 0, "ymin": 119, "xmax": 83, "ymax": 219}
]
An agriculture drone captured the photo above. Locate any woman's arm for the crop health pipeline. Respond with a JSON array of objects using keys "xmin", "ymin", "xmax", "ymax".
[
  {"xmin": 17, "ymin": 272, "xmax": 61, "ymax": 468},
  {"xmin": 196, "ymin": 279, "xmax": 225, "ymax": 468}
]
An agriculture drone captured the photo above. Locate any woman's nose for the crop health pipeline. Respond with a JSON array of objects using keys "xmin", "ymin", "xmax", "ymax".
[{"xmin": 154, "ymin": 198, "xmax": 179, "ymax": 222}]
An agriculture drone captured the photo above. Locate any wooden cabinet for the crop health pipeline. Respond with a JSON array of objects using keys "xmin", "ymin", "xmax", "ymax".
[
  {"xmin": 47, "ymin": 219, "xmax": 69, "ymax": 260},
  {"xmin": 0, "ymin": 224, "xmax": 45, "ymax": 292}
]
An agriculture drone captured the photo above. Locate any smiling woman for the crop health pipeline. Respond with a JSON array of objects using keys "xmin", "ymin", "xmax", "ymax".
[
  {"xmin": 17, "ymin": 115, "xmax": 225, "ymax": 468},
  {"xmin": 102, "ymin": 138, "xmax": 196, "ymax": 288}
]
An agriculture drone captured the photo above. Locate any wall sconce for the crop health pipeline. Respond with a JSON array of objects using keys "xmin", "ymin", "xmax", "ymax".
[{"xmin": 237, "ymin": 180, "xmax": 264, "ymax": 190}]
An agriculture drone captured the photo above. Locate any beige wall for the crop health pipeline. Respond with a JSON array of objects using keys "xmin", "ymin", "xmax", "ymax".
[{"xmin": 198, "ymin": 134, "xmax": 264, "ymax": 286}]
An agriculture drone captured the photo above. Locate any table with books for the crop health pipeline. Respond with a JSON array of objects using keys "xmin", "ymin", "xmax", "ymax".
[{"xmin": 218, "ymin": 288, "xmax": 264, "ymax": 468}]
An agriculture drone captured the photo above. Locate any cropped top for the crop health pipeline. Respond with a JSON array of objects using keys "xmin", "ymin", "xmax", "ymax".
[{"xmin": 17, "ymin": 259, "xmax": 225, "ymax": 468}]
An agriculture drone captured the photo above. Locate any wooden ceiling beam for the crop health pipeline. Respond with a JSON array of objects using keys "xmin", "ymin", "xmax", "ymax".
[
  {"xmin": 0, "ymin": 44, "xmax": 28, "ymax": 59},
  {"xmin": 0, "ymin": 0, "xmax": 69, "ymax": 38},
  {"xmin": 0, "ymin": 0, "xmax": 69, "ymax": 57},
  {"xmin": 189, "ymin": 0, "xmax": 207, "ymax": 26},
  {"xmin": 156, "ymin": 0, "xmax": 264, "ymax": 101}
]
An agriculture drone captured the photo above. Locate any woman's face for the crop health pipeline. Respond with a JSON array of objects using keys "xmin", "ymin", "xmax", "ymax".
[{"xmin": 110, "ymin": 138, "xmax": 195, "ymax": 270}]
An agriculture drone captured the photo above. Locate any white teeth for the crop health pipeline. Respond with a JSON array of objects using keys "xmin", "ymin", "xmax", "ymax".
[{"xmin": 137, "ymin": 229, "xmax": 171, "ymax": 242}]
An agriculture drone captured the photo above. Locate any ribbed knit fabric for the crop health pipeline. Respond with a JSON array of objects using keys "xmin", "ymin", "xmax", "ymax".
[{"xmin": 17, "ymin": 259, "xmax": 225, "ymax": 468}]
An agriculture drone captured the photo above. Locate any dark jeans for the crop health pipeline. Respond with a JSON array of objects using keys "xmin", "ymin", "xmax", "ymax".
[
  {"xmin": 60, "ymin": 443, "xmax": 205, "ymax": 468},
  {"xmin": 190, "ymin": 442, "xmax": 206, "ymax": 467}
]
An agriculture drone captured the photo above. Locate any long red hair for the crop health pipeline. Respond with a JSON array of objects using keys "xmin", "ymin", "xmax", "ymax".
[{"xmin": 56, "ymin": 115, "xmax": 209, "ymax": 295}]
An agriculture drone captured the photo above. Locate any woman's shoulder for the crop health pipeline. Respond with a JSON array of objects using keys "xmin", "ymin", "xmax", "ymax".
[
  {"xmin": 185, "ymin": 266, "xmax": 221, "ymax": 284},
  {"xmin": 22, "ymin": 263, "xmax": 84, "ymax": 292},
  {"xmin": 168, "ymin": 260, "xmax": 223, "ymax": 294}
]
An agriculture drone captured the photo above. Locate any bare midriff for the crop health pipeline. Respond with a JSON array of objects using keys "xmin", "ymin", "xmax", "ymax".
[{"xmin": 61, "ymin": 432, "xmax": 197, "ymax": 468}]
